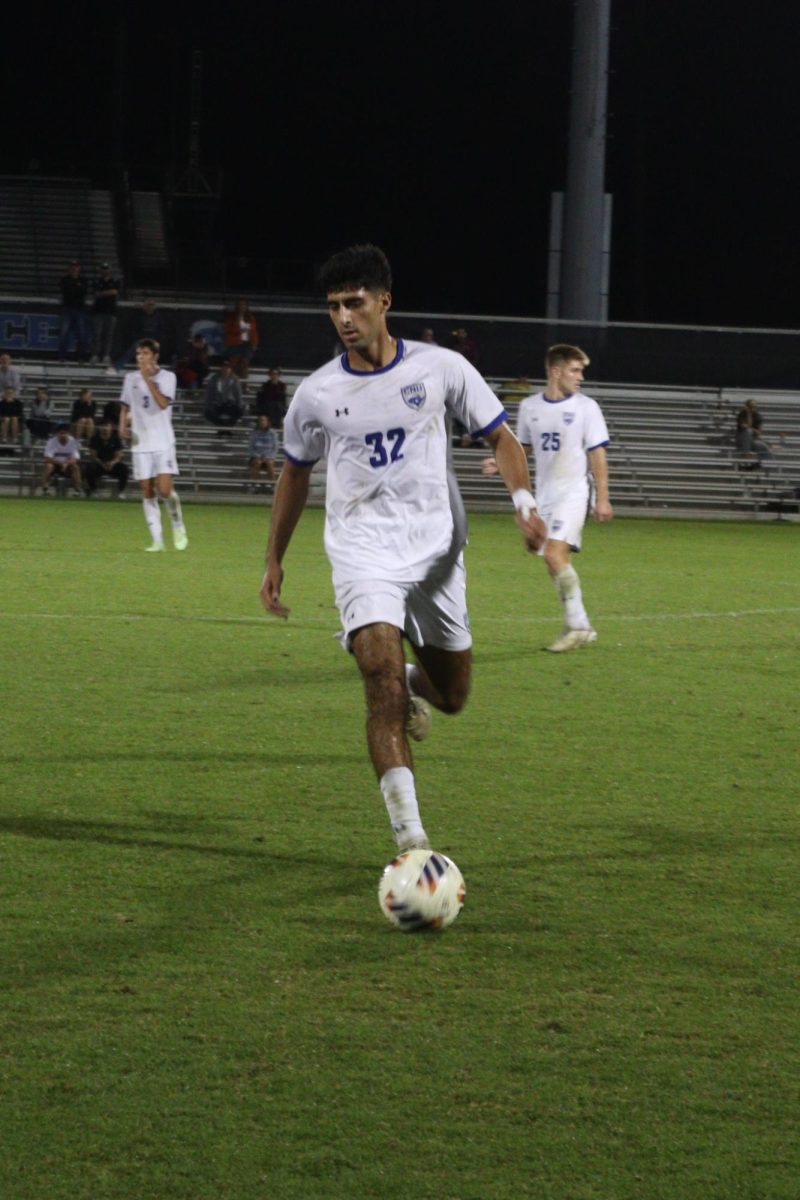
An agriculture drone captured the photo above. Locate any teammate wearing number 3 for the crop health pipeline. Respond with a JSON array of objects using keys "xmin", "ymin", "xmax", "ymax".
[
  {"xmin": 260, "ymin": 244, "xmax": 544, "ymax": 853},
  {"xmin": 514, "ymin": 344, "xmax": 612, "ymax": 652}
]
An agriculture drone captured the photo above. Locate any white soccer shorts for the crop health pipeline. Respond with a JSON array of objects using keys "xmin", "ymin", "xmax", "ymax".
[
  {"xmin": 335, "ymin": 555, "xmax": 472, "ymax": 651},
  {"xmin": 537, "ymin": 492, "xmax": 590, "ymax": 555},
  {"xmin": 132, "ymin": 449, "xmax": 180, "ymax": 481}
]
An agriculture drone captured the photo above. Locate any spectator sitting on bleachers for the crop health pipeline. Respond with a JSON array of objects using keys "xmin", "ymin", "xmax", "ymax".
[
  {"xmin": 102, "ymin": 397, "xmax": 122, "ymax": 430},
  {"xmin": 254, "ymin": 367, "xmax": 287, "ymax": 428},
  {"xmin": 0, "ymin": 385, "xmax": 23, "ymax": 446},
  {"xmin": 247, "ymin": 414, "xmax": 277, "ymax": 491},
  {"xmin": 84, "ymin": 421, "xmax": 129, "ymax": 499},
  {"xmin": 41, "ymin": 425, "xmax": 82, "ymax": 496},
  {"xmin": 0, "ymin": 352, "xmax": 22, "ymax": 396},
  {"xmin": 71, "ymin": 388, "xmax": 96, "ymax": 441},
  {"xmin": 203, "ymin": 360, "xmax": 244, "ymax": 434},
  {"xmin": 176, "ymin": 334, "xmax": 210, "ymax": 389},
  {"xmin": 736, "ymin": 398, "xmax": 774, "ymax": 470},
  {"xmin": 26, "ymin": 387, "xmax": 54, "ymax": 442}
]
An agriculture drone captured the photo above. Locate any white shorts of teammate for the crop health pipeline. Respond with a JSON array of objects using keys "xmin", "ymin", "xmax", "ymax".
[
  {"xmin": 132, "ymin": 449, "xmax": 180, "ymax": 481},
  {"xmin": 537, "ymin": 492, "xmax": 590, "ymax": 555},
  {"xmin": 335, "ymin": 555, "xmax": 471, "ymax": 652}
]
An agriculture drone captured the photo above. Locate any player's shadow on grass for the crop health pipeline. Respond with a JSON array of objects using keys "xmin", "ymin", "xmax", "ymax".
[{"xmin": 0, "ymin": 749, "xmax": 362, "ymax": 766}]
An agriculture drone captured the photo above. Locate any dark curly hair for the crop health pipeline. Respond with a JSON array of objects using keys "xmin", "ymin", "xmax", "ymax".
[{"xmin": 317, "ymin": 244, "xmax": 392, "ymax": 295}]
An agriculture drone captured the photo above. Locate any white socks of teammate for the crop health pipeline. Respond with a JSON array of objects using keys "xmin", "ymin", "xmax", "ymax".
[
  {"xmin": 143, "ymin": 497, "xmax": 163, "ymax": 545},
  {"xmin": 164, "ymin": 490, "xmax": 184, "ymax": 530},
  {"xmin": 380, "ymin": 767, "xmax": 426, "ymax": 849},
  {"xmin": 554, "ymin": 564, "xmax": 591, "ymax": 630},
  {"xmin": 143, "ymin": 493, "xmax": 184, "ymax": 545}
]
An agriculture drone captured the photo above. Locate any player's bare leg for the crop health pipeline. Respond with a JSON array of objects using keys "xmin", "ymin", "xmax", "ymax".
[
  {"xmin": 352, "ymin": 622, "xmax": 428, "ymax": 851},
  {"xmin": 407, "ymin": 645, "xmax": 471, "ymax": 714}
]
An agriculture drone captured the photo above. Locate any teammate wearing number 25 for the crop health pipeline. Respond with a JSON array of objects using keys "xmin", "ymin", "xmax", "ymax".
[
  {"xmin": 515, "ymin": 344, "xmax": 612, "ymax": 652},
  {"xmin": 260, "ymin": 243, "xmax": 544, "ymax": 854}
]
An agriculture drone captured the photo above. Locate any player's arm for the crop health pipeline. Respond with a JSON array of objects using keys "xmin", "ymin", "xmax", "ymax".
[
  {"xmin": 260, "ymin": 460, "xmax": 313, "ymax": 618},
  {"xmin": 588, "ymin": 445, "xmax": 613, "ymax": 521},
  {"xmin": 485, "ymin": 422, "xmax": 546, "ymax": 550}
]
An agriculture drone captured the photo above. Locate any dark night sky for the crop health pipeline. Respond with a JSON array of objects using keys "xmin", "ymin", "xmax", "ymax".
[{"xmin": 7, "ymin": 2, "xmax": 800, "ymax": 327}]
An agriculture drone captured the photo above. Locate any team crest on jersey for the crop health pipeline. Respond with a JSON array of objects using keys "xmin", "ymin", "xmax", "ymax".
[
  {"xmin": 563, "ymin": 412, "xmax": 575, "ymax": 425},
  {"xmin": 401, "ymin": 383, "xmax": 427, "ymax": 410}
]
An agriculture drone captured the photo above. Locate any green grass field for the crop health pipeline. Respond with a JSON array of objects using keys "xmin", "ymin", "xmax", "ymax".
[{"xmin": 1, "ymin": 497, "xmax": 798, "ymax": 1200}]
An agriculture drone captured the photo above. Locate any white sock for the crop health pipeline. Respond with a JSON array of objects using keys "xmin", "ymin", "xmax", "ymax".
[
  {"xmin": 554, "ymin": 564, "xmax": 590, "ymax": 630},
  {"xmin": 143, "ymin": 497, "xmax": 163, "ymax": 543},
  {"xmin": 380, "ymin": 767, "xmax": 426, "ymax": 847},
  {"xmin": 163, "ymin": 490, "xmax": 184, "ymax": 529}
]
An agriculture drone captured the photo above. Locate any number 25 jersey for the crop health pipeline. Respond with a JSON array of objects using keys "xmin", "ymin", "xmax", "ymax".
[{"xmin": 516, "ymin": 392, "xmax": 609, "ymax": 508}]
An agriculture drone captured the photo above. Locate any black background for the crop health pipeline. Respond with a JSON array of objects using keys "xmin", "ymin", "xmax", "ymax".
[{"xmin": 7, "ymin": 2, "xmax": 800, "ymax": 326}]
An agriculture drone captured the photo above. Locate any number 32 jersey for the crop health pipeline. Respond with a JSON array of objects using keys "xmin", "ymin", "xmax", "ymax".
[
  {"xmin": 516, "ymin": 392, "xmax": 609, "ymax": 508},
  {"xmin": 283, "ymin": 339, "xmax": 506, "ymax": 584}
]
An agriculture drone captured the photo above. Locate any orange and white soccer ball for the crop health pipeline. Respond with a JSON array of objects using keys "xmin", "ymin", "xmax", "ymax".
[{"xmin": 378, "ymin": 848, "xmax": 466, "ymax": 931}]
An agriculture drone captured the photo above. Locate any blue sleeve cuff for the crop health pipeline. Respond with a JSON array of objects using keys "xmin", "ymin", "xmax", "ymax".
[{"xmin": 472, "ymin": 409, "xmax": 508, "ymax": 438}]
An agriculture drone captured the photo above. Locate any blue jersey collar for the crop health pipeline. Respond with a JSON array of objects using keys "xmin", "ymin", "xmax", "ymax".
[{"xmin": 340, "ymin": 339, "xmax": 405, "ymax": 376}]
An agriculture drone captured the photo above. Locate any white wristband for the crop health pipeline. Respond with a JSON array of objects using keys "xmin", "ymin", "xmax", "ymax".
[{"xmin": 512, "ymin": 488, "xmax": 537, "ymax": 518}]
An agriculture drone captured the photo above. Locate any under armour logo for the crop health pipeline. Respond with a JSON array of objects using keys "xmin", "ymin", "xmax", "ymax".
[{"xmin": 336, "ymin": 407, "xmax": 350, "ymax": 417}]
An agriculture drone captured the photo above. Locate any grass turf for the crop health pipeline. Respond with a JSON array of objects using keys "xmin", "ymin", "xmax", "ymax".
[{"xmin": 1, "ymin": 497, "xmax": 798, "ymax": 1199}]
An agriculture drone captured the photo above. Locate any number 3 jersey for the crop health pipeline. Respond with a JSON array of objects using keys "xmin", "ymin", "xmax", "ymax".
[
  {"xmin": 515, "ymin": 392, "xmax": 609, "ymax": 508},
  {"xmin": 283, "ymin": 339, "xmax": 506, "ymax": 584},
  {"xmin": 119, "ymin": 368, "xmax": 177, "ymax": 453}
]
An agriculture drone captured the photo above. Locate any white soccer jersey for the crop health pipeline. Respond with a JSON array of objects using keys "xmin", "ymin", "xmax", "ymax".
[
  {"xmin": 283, "ymin": 339, "xmax": 506, "ymax": 584},
  {"xmin": 120, "ymin": 368, "xmax": 177, "ymax": 454},
  {"xmin": 44, "ymin": 435, "xmax": 80, "ymax": 462},
  {"xmin": 516, "ymin": 392, "xmax": 609, "ymax": 507}
]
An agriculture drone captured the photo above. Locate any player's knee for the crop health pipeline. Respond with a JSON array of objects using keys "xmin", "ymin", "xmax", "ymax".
[{"xmin": 437, "ymin": 679, "xmax": 469, "ymax": 715}]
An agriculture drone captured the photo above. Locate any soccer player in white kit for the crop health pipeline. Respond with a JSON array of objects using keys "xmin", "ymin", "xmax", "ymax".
[
  {"xmin": 515, "ymin": 344, "xmax": 612, "ymax": 651},
  {"xmin": 260, "ymin": 245, "xmax": 545, "ymax": 853},
  {"xmin": 118, "ymin": 339, "xmax": 188, "ymax": 552}
]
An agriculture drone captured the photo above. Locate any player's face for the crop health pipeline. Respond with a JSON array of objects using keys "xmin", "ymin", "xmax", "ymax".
[
  {"xmin": 326, "ymin": 287, "xmax": 391, "ymax": 351},
  {"xmin": 136, "ymin": 346, "xmax": 158, "ymax": 373},
  {"xmin": 551, "ymin": 358, "xmax": 585, "ymax": 397}
]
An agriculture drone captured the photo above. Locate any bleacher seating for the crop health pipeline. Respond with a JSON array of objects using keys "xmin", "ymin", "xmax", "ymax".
[
  {"xmin": 1, "ymin": 363, "xmax": 798, "ymax": 518},
  {"xmin": 0, "ymin": 176, "xmax": 122, "ymax": 295}
]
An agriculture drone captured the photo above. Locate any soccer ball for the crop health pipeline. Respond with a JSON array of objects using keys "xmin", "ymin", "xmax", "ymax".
[{"xmin": 378, "ymin": 848, "xmax": 466, "ymax": 931}]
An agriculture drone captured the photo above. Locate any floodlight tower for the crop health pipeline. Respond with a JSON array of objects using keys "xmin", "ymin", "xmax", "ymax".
[{"xmin": 549, "ymin": 0, "xmax": 612, "ymax": 322}]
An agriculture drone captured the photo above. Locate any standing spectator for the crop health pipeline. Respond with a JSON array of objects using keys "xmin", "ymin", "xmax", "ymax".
[
  {"xmin": 0, "ymin": 352, "xmax": 22, "ymax": 396},
  {"xmin": 70, "ymin": 388, "xmax": 97, "ymax": 441},
  {"xmin": 58, "ymin": 260, "xmax": 91, "ymax": 361},
  {"xmin": 254, "ymin": 367, "xmax": 287, "ymax": 428},
  {"xmin": 419, "ymin": 327, "xmax": 438, "ymax": 344},
  {"xmin": 91, "ymin": 262, "xmax": 120, "ymax": 365},
  {"xmin": 224, "ymin": 298, "xmax": 259, "ymax": 380},
  {"xmin": 41, "ymin": 425, "xmax": 82, "ymax": 495},
  {"xmin": 247, "ymin": 414, "xmax": 277, "ymax": 491},
  {"xmin": 0, "ymin": 385, "xmax": 23, "ymax": 445},
  {"xmin": 109, "ymin": 298, "xmax": 164, "ymax": 374},
  {"xmin": 203, "ymin": 360, "xmax": 244, "ymax": 432},
  {"xmin": 84, "ymin": 421, "xmax": 129, "ymax": 498},
  {"xmin": 26, "ymin": 387, "xmax": 54, "ymax": 442}
]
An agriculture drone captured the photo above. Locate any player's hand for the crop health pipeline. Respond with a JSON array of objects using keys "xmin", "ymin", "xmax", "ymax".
[
  {"xmin": 480, "ymin": 456, "xmax": 499, "ymax": 477},
  {"xmin": 592, "ymin": 499, "xmax": 613, "ymax": 522},
  {"xmin": 260, "ymin": 565, "xmax": 289, "ymax": 619},
  {"xmin": 515, "ymin": 508, "xmax": 547, "ymax": 552}
]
